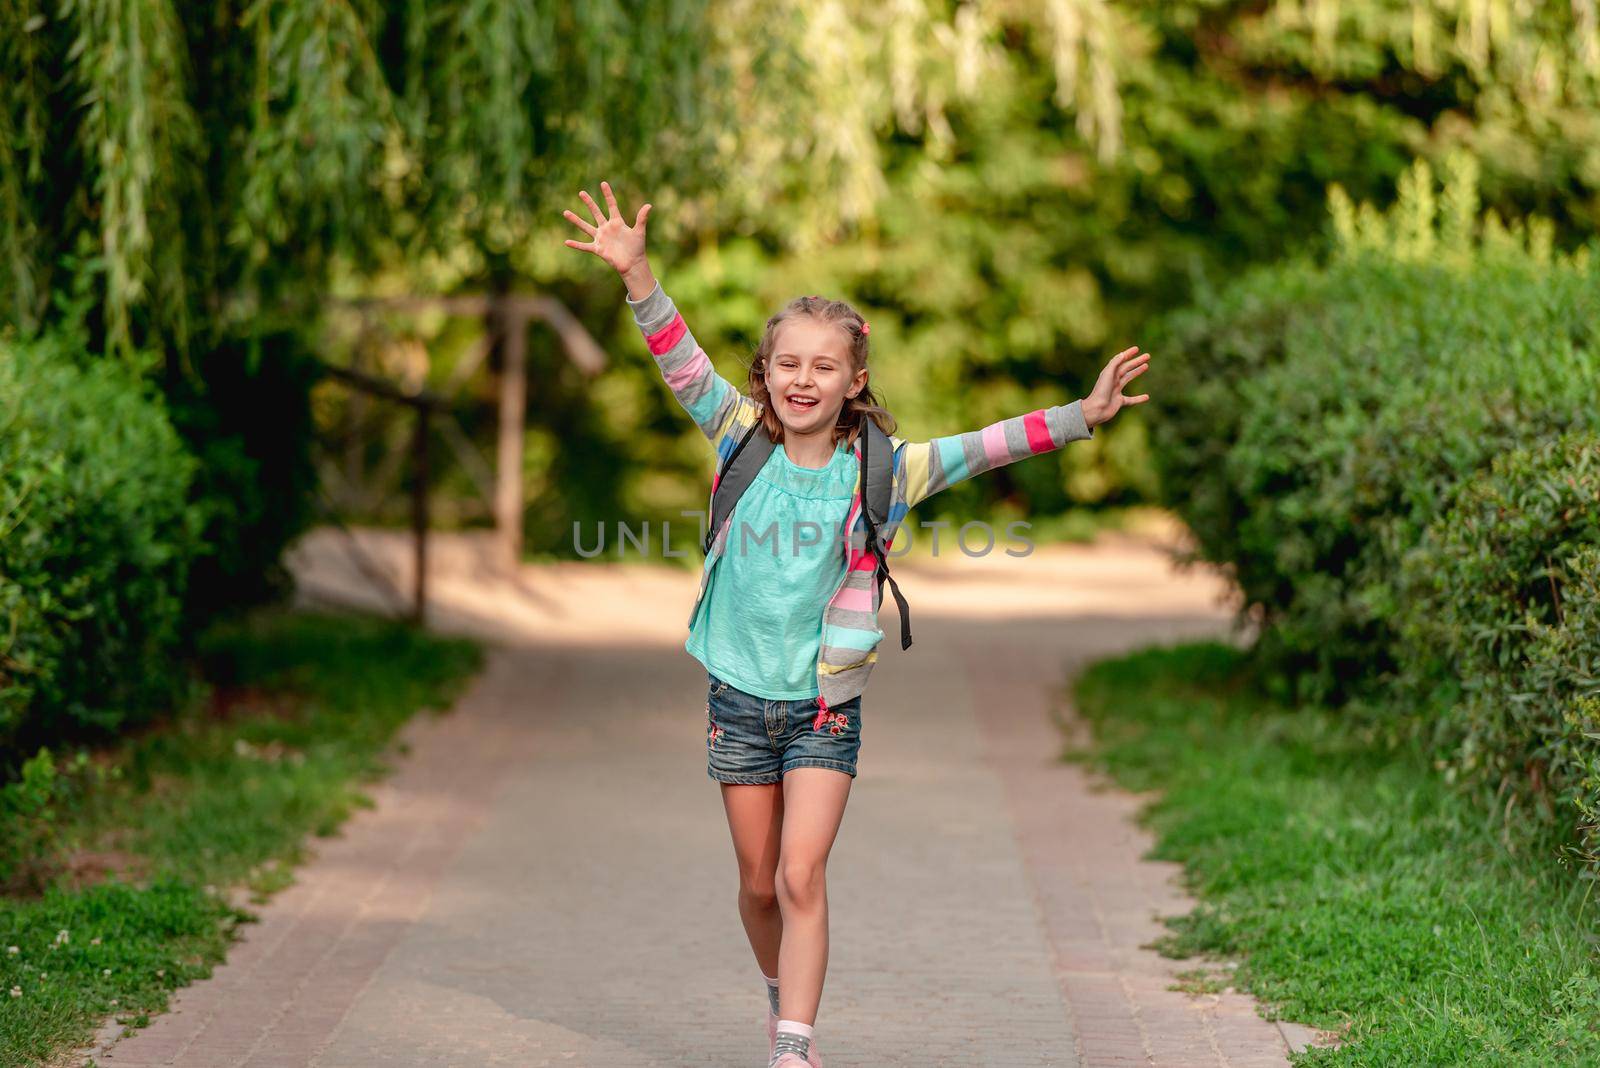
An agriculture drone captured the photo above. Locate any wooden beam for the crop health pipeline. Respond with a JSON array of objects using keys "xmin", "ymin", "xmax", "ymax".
[
  {"xmin": 495, "ymin": 305, "xmax": 527, "ymax": 569},
  {"xmin": 320, "ymin": 290, "xmax": 612, "ymax": 579},
  {"xmin": 411, "ymin": 404, "xmax": 432, "ymax": 625},
  {"xmin": 334, "ymin": 293, "xmax": 608, "ymax": 378},
  {"xmin": 321, "ymin": 361, "xmax": 444, "ymax": 407}
]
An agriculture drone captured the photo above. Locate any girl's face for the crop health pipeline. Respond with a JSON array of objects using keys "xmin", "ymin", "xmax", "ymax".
[{"xmin": 765, "ymin": 317, "xmax": 869, "ymax": 436}]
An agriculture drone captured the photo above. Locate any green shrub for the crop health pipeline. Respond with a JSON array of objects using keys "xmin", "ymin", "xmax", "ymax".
[
  {"xmin": 0, "ymin": 334, "xmax": 200, "ymax": 761},
  {"xmin": 1552, "ymin": 563, "xmax": 1600, "ymax": 867},
  {"xmin": 1397, "ymin": 436, "xmax": 1600, "ymax": 862},
  {"xmin": 0, "ymin": 750, "xmax": 66, "ymax": 893},
  {"xmin": 159, "ymin": 329, "xmax": 323, "ymax": 627},
  {"xmin": 1151, "ymin": 156, "xmax": 1600, "ymax": 708},
  {"xmin": 0, "ymin": 748, "xmax": 107, "ymax": 893}
]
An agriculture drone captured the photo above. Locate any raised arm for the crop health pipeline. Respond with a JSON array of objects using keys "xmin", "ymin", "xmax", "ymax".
[
  {"xmin": 623, "ymin": 274, "xmax": 756, "ymax": 445},
  {"xmin": 563, "ymin": 180, "xmax": 754, "ymax": 445},
  {"xmin": 897, "ymin": 399, "xmax": 1094, "ymax": 510},
  {"xmin": 896, "ymin": 341, "xmax": 1152, "ymax": 508}
]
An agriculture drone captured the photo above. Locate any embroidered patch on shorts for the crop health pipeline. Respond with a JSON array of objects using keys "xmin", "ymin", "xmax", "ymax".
[
  {"xmin": 707, "ymin": 709, "xmax": 725, "ymax": 747},
  {"xmin": 813, "ymin": 711, "xmax": 849, "ymax": 736}
]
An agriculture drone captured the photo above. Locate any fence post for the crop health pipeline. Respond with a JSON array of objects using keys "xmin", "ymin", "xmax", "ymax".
[
  {"xmin": 494, "ymin": 300, "xmax": 526, "ymax": 572},
  {"xmin": 411, "ymin": 401, "xmax": 431, "ymax": 625}
]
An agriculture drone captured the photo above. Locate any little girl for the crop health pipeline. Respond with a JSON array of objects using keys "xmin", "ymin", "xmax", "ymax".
[{"xmin": 563, "ymin": 180, "xmax": 1149, "ymax": 1067}]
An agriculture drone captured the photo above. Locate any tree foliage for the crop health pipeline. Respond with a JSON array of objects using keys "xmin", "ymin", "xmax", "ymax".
[
  {"xmin": 5, "ymin": 0, "xmax": 1600, "ymax": 547},
  {"xmin": 1, "ymin": 1, "xmax": 726, "ymax": 358},
  {"xmin": 561, "ymin": 1, "xmax": 1600, "ymax": 544}
]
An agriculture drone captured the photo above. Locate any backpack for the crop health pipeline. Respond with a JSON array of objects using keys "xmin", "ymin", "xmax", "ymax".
[{"xmin": 703, "ymin": 416, "xmax": 914, "ymax": 651}]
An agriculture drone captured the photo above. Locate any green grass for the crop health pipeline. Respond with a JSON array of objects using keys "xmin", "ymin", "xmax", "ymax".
[
  {"xmin": 0, "ymin": 608, "xmax": 483, "ymax": 1068},
  {"xmin": 1071, "ymin": 641, "xmax": 1600, "ymax": 1067}
]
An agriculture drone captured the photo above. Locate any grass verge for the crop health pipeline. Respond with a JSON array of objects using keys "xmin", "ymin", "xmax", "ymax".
[
  {"xmin": 0, "ymin": 608, "xmax": 483, "ymax": 1068},
  {"xmin": 1071, "ymin": 641, "xmax": 1600, "ymax": 1066}
]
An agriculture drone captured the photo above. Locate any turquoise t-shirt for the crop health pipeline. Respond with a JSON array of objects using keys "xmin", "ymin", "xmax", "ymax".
[{"xmin": 686, "ymin": 440, "xmax": 856, "ymax": 700}]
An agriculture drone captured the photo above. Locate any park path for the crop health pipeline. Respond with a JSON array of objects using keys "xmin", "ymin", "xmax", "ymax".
[{"xmin": 87, "ymin": 523, "xmax": 1312, "ymax": 1067}]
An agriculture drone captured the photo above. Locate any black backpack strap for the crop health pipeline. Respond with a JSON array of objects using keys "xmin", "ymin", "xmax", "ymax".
[
  {"xmin": 859, "ymin": 420, "xmax": 913, "ymax": 650},
  {"xmin": 705, "ymin": 417, "xmax": 775, "ymax": 553}
]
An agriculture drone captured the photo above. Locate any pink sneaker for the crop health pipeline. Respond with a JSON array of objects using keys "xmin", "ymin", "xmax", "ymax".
[{"xmin": 766, "ymin": 1018, "xmax": 823, "ymax": 1068}]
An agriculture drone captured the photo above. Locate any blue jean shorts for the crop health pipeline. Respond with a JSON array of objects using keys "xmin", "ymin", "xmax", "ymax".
[{"xmin": 704, "ymin": 671, "xmax": 863, "ymax": 784}]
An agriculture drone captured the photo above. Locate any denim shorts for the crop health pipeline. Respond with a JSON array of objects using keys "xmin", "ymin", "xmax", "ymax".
[{"xmin": 704, "ymin": 671, "xmax": 863, "ymax": 784}]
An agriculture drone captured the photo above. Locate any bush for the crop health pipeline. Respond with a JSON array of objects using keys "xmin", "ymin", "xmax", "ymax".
[
  {"xmin": 1397, "ymin": 435, "xmax": 1600, "ymax": 862},
  {"xmin": 1551, "ymin": 559, "xmax": 1600, "ymax": 868},
  {"xmin": 0, "ymin": 750, "xmax": 67, "ymax": 893},
  {"xmin": 159, "ymin": 329, "xmax": 322, "ymax": 627},
  {"xmin": 0, "ymin": 334, "xmax": 200, "ymax": 761},
  {"xmin": 1151, "ymin": 156, "xmax": 1600, "ymax": 708},
  {"xmin": 0, "ymin": 748, "xmax": 107, "ymax": 893}
]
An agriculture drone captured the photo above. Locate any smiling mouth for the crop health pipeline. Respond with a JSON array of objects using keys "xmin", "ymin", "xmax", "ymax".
[{"xmin": 786, "ymin": 395, "xmax": 819, "ymax": 410}]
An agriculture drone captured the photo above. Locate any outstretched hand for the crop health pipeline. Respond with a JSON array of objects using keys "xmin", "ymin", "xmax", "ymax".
[
  {"xmin": 1082, "ymin": 345, "xmax": 1152, "ymax": 429},
  {"xmin": 562, "ymin": 180, "xmax": 651, "ymax": 277}
]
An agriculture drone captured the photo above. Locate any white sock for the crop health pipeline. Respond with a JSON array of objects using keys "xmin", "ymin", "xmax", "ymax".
[{"xmin": 770, "ymin": 1019, "xmax": 813, "ymax": 1065}]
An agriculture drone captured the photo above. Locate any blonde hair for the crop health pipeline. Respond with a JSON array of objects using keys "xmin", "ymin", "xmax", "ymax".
[{"xmin": 745, "ymin": 294, "xmax": 896, "ymax": 448}]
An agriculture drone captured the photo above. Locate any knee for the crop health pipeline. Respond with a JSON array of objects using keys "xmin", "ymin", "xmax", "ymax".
[
  {"xmin": 776, "ymin": 858, "xmax": 826, "ymax": 911},
  {"xmin": 738, "ymin": 871, "xmax": 778, "ymax": 911}
]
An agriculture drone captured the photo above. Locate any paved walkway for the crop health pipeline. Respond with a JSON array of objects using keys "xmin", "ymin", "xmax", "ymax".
[{"xmin": 88, "ymin": 526, "xmax": 1305, "ymax": 1067}]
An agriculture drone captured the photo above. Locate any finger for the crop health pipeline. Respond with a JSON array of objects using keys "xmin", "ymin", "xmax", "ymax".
[
  {"xmin": 564, "ymin": 238, "xmax": 597, "ymax": 253},
  {"xmin": 563, "ymin": 209, "xmax": 597, "ymax": 237},
  {"xmin": 578, "ymin": 189, "xmax": 603, "ymax": 224},
  {"xmin": 634, "ymin": 203, "xmax": 651, "ymax": 231},
  {"xmin": 1112, "ymin": 345, "xmax": 1139, "ymax": 362},
  {"xmin": 601, "ymin": 180, "xmax": 621, "ymax": 217}
]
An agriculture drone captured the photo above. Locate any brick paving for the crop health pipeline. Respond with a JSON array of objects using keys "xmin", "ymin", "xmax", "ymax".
[
  {"xmin": 963, "ymin": 635, "xmax": 1294, "ymax": 1068},
  {"xmin": 84, "ymin": 532, "xmax": 1307, "ymax": 1067}
]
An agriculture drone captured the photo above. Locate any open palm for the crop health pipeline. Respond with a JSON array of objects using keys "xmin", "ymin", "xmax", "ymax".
[
  {"xmin": 562, "ymin": 181, "xmax": 651, "ymax": 276},
  {"xmin": 1083, "ymin": 345, "xmax": 1152, "ymax": 428}
]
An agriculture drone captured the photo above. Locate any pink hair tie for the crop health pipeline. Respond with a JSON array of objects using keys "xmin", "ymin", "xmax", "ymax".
[{"xmin": 860, "ymin": 320, "xmax": 870, "ymax": 336}]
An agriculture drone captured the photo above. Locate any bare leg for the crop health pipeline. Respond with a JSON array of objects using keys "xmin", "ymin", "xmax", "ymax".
[
  {"xmin": 719, "ymin": 782, "xmax": 785, "ymax": 977},
  {"xmin": 774, "ymin": 767, "xmax": 853, "ymax": 1026}
]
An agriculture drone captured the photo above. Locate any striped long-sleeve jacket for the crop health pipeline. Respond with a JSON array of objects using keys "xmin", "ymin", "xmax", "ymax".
[{"xmin": 626, "ymin": 279, "xmax": 1094, "ymax": 709}]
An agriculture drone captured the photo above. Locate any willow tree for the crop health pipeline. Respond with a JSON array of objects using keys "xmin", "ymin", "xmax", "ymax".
[
  {"xmin": 7, "ymin": 0, "xmax": 1597, "ymax": 553},
  {"xmin": 0, "ymin": 3, "xmax": 701, "ymax": 362},
  {"xmin": 0, "ymin": 0, "xmax": 1150, "ymax": 360},
  {"xmin": 7, "ymin": 0, "xmax": 1596, "ymax": 355}
]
